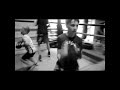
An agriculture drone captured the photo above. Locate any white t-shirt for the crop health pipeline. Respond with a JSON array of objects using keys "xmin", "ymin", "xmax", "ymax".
[{"xmin": 22, "ymin": 34, "xmax": 37, "ymax": 53}]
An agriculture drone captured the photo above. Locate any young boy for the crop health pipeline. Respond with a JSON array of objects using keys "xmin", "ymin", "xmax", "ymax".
[
  {"xmin": 16, "ymin": 27, "xmax": 38, "ymax": 65},
  {"xmin": 54, "ymin": 19, "xmax": 83, "ymax": 71}
]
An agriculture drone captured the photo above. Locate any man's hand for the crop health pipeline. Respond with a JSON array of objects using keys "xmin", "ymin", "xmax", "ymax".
[{"xmin": 57, "ymin": 44, "xmax": 68, "ymax": 59}]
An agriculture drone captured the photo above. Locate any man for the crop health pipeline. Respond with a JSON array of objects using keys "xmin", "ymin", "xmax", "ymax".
[
  {"xmin": 35, "ymin": 19, "xmax": 50, "ymax": 61},
  {"xmin": 57, "ymin": 19, "xmax": 63, "ymax": 36},
  {"xmin": 54, "ymin": 19, "xmax": 83, "ymax": 71}
]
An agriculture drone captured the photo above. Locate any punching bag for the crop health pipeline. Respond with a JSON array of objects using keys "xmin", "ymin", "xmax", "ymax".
[{"xmin": 82, "ymin": 19, "xmax": 88, "ymax": 39}]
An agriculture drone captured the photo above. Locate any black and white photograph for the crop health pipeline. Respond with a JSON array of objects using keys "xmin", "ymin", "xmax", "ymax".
[{"xmin": 15, "ymin": 19, "xmax": 105, "ymax": 71}]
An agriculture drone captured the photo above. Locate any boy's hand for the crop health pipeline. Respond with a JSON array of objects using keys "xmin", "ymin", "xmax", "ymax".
[{"xmin": 16, "ymin": 41, "xmax": 23, "ymax": 49}]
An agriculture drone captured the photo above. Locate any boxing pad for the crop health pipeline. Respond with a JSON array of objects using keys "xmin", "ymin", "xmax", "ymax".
[{"xmin": 16, "ymin": 41, "xmax": 24, "ymax": 49}]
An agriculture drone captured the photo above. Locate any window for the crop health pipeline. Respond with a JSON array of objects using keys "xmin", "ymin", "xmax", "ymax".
[
  {"xmin": 79, "ymin": 19, "xmax": 84, "ymax": 24},
  {"xmin": 49, "ymin": 23, "xmax": 57, "ymax": 29},
  {"xmin": 61, "ymin": 19, "xmax": 66, "ymax": 23},
  {"xmin": 48, "ymin": 19, "xmax": 58, "ymax": 23},
  {"xmin": 76, "ymin": 19, "xmax": 84, "ymax": 38},
  {"xmin": 48, "ymin": 19, "xmax": 58, "ymax": 41},
  {"xmin": 84, "ymin": 19, "xmax": 95, "ymax": 44}
]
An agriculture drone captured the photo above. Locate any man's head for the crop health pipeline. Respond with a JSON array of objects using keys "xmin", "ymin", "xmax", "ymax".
[
  {"xmin": 21, "ymin": 27, "xmax": 30, "ymax": 35},
  {"xmin": 66, "ymin": 19, "xmax": 79, "ymax": 37}
]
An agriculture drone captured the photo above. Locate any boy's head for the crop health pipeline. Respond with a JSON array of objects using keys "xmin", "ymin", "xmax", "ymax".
[
  {"xmin": 66, "ymin": 19, "xmax": 79, "ymax": 25},
  {"xmin": 21, "ymin": 27, "xmax": 30, "ymax": 35},
  {"xmin": 66, "ymin": 19, "xmax": 79, "ymax": 37}
]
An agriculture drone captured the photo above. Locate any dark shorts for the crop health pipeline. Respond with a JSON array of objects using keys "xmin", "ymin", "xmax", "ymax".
[
  {"xmin": 56, "ymin": 59, "xmax": 79, "ymax": 71},
  {"xmin": 22, "ymin": 52, "xmax": 35, "ymax": 60}
]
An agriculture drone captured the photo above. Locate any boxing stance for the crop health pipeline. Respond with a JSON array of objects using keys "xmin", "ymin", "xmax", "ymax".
[
  {"xmin": 16, "ymin": 27, "xmax": 38, "ymax": 66},
  {"xmin": 54, "ymin": 19, "xmax": 83, "ymax": 71}
]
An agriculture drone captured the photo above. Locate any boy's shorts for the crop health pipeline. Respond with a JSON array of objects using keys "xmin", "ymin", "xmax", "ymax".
[
  {"xmin": 22, "ymin": 52, "xmax": 35, "ymax": 60},
  {"xmin": 55, "ymin": 59, "xmax": 79, "ymax": 71}
]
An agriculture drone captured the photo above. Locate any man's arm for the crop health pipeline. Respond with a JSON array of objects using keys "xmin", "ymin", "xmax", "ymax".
[
  {"xmin": 57, "ymin": 36, "xmax": 68, "ymax": 60},
  {"xmin": 77, "ymin": 39, "xmax": 83, "ymax": 59}
]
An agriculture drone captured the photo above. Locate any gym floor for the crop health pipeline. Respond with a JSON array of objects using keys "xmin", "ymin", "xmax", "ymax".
[{"xmin": 15, "ymin": 43, "xmax": 105, "ymax": 71}]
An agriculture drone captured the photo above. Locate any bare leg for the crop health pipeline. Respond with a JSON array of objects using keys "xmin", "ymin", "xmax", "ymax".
[
  {"xmin": 38, "ymin": 44, "xmax": 41, "ymax": 55},
  {"xmin": 46, "ymin": 41, "xmax": 50, "ymax": 52},
  {"xmin": 45, "ymin": 35, "xmax": 50, "ymax": 56},
  {"xmin": 37, "ymin": 37, "xmax": 42, "ymax": 61},
  {"xmin": 29, "ymin": 57, "xmax": 36, "ymax": 64},
  {"xmin": 38, "ymin": 45, "xmax": 42, "ymax": 61},
  {"xmin": 46, "ymin": 41, "xmax": 50, "ymax": 57},
  {"xmin": 20, "ymin": 58, "xmax": 30, "ymax": 66}
]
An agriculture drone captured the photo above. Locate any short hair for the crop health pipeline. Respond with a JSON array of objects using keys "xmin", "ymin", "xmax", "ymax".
[
  {"xmin": 66, "ymin": 19, "xmax": 79, "ymax": 25},
  {"xmin": 22, "ymin": 27, "xmax": 30, "ymax": 34}
]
